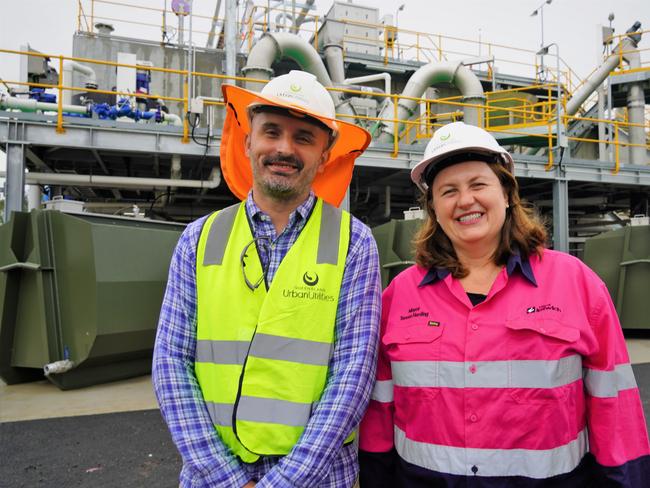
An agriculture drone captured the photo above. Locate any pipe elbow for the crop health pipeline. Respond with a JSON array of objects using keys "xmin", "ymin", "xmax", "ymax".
[{"xmin": 242, "ymin": 34, "xmax": 280, "ymax": 75}]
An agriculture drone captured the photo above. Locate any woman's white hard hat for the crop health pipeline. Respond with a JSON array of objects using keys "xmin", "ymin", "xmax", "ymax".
[{"xmin": 410, "ymin": 121, "xmax": 514, "ymax": 193}]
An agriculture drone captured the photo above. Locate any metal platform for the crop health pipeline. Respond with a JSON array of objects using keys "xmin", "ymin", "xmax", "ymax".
[{"xmin": 2, "ymin": 109, "xmax": 650, "ymax": 251}]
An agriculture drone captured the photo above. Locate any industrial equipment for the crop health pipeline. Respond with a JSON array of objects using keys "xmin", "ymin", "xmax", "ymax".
[{"xmin": 0, "ymin": 209, "xmax": 183, "ymax": 389}]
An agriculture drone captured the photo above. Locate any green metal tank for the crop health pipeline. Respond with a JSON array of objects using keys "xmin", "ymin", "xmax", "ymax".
[
  {"xmin": 0, "ymin": 209, "xmax": 184, "ymax": 389},
  {"xmin": 371, "ymin": 217, "xmax": 424, "ymax": 289},
  {"xmin": 583, "ymin": 224, "xmax": 650, "ymax": 330}
]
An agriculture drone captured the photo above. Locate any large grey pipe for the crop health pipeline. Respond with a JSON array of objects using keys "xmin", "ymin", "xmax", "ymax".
[
  {"xmin": 377, "ymin": 61, "xmax": 485, "ymax": 143},
  {"xmin": 324, "ymin": 45, "xmax": 346, "ymax": 84},
  {"xmin": 622, "ymin": 28, "xmax": 646, "ymax": 164},
  {"xmin": 527, "ymin": 23, "xmax": 643, "ymax": 157},
  {"xmin": 291, "ymin": 0, "xmax": 316, "ymax": 33},
  {"xmin": 242, "ymin": 32, "xmax": 356, "ymax": 118},
  {"xmin": 565, "ymin": 28, "xmax": 641, "ymax": 116}
]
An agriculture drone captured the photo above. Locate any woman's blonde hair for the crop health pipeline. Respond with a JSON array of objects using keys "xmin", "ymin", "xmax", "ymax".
[{"xmin": 413, "ymin": 161, "xmax": 548, "ymax": 278}]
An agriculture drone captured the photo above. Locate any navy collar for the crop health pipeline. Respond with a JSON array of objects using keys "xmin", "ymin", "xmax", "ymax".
[{"xmin": 418, "ymin": 252, "xmax": 538, "ymax": 288}]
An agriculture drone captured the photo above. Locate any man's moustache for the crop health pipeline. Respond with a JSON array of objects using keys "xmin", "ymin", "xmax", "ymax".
[{"xmin": 263, "ymin": 155, "xmax": 304, "ymax": 170}]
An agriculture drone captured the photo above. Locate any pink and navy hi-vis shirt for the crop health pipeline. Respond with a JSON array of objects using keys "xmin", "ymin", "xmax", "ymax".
[{"xmin": 359, "ymin": 249, "xmax": 650, "ymax": 487}]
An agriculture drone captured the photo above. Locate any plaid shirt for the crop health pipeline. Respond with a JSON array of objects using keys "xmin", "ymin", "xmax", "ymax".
[{"xmin": 153, "ymin": 191, "xmax": 381, "ymax": 487}]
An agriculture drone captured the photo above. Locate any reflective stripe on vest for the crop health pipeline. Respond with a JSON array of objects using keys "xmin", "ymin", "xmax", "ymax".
[
  {"xmin": 394, "ymin": 425, "xmax": 588, "ymax": 478},
  {"xmin": 195, "ymin": 199, "xmax": 351, "ymax": 462}
]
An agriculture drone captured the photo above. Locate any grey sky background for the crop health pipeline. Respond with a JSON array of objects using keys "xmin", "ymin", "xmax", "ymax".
[{"xmin": 1, "ymin": 0, "xmax": 649, "ymax": 172}]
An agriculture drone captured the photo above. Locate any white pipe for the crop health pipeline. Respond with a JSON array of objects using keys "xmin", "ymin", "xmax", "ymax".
[
  {"xmin": 162, "ymin": 112, "xmax": 183, "ymax": 126},
  {"xmin": 624, "ymin": 48, "xmax": 646, "ymax": 165},
  {"xmin": 27, "ymin": 185, "xmax": 42, "ymax": 211},
  {"xmin": 1, "ymin": 93, "xmax": 183, "ymax": 126},
  {"xmin": 44, "ymin": 360, "xmax": 75, "ymax": 376},
  {"xmin": 171, "ymin": 154, "xmax": 182, "ymax": 179},
  {"xmin": 225, "ymin": 0, "xmax": 237, "ymax": 77},
  {"xmin": 324, "ymin": 45, "xmax": 346, "ymax": 84},
  {"xmin": 377, "ymin": 61, "xmax": 485, "ymax": 143},
  {"xmin": 1, "ymin": 93, "xmax": 88, "ymax": 114},
  {"xmin": 344, "ymin": 73, "xmax": 392, "ymax": 95},
  {"xmin": 62, "ymin": 60, "xmax": 98, "ymax": 105},
  {"xmin": 13, "ymin": 169, "xmax": 222, "ymax": 191},
  {"xmin": 384, "ymin": 186, "xmax": 391, "ymax": 219}
]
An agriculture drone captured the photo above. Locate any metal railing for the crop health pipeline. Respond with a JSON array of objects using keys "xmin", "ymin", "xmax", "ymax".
[{"xmin": 1, "ymin": 48, "xmax": 648, "ymax": 175}]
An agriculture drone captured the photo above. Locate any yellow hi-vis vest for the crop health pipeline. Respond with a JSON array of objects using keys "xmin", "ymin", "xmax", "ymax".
[{"xmin": 195, "ymin": 198, "xmax": 353, "ymax": 462}]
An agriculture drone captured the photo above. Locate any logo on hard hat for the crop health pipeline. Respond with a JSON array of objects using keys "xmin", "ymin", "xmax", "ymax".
[
  {"xmin": 303, "ymin": 271, "xmax": 319, "ymax": 286},
  {"xmin": 290, "ymin": 84, "xmax": 302, "ymax": 92},
  {"xmin": 439, "ymin": 133, "xmax": 451, "ymax": 141}
]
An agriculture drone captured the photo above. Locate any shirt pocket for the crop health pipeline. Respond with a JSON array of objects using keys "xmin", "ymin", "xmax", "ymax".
[
  {"xmin": 504, "ymin": 317, "xmax": 581, "ymax": 404},
  {"xmin": 383, "ymin": 324, "xmax": 444, "ymax": 404},
  {"xmin": 382, "ymin": 323, "xmax": 444, "ymax": 362}
]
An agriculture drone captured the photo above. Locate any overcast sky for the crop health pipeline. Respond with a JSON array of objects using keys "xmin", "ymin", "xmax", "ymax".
[{"xmin": 1, "ymin": 0, "xmax": 649, "ymax": 171}]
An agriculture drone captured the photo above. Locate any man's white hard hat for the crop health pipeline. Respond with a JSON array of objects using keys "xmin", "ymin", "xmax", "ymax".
[
  {"xmin": 410, "ymin": 121, "xmax": 515, "ymax": 193},
  {"xmin": 251, "ymin": 70, "xmax": 337, "ymax": 131}
]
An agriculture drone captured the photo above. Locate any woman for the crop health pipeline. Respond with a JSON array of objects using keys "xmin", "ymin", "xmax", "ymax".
[{"xmin": 359, "ymin": 122, "xmax": 650, "ymax": 487}]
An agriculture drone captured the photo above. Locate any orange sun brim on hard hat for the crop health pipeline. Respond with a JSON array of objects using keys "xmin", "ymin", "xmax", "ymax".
[{"xmin": 220, "ymin": 83, "xmax": 371, "ymax": 207}]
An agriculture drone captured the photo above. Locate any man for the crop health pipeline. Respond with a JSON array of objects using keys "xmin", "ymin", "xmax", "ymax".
[{"xmin": 153, "ymin": 70, "xmax": 381, "ymax": 487}]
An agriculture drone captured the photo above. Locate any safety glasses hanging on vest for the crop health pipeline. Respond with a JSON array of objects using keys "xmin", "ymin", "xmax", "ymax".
[{"xmin": 240, "ymin": 236, "xmax": 271, "ymax": 291}]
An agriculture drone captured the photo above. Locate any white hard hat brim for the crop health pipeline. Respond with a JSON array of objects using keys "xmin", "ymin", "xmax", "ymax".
[{"xmin": 411, "ymin": 144, "xmax": 515, "ymax": 193}]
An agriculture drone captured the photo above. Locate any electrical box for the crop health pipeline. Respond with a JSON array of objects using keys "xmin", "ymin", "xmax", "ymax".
[
  {"xmin": 189, "ymin": 97, "xmax": 204, "ymax": 115},
  {"xmin": 319, "ymin": 2, "xmax": 380, "ymax": 56}
]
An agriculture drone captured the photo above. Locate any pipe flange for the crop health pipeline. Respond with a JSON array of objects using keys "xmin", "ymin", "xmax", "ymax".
[
  {"xmin": 396, "ymin": 102, "xmax": 416, "ymax": 117},
  {"xmin": 460, "ymin": 95, "xmax": 486, "ymax": 103},
  {"xmin": 241, "ymin": 65, "xmax": 275, "ymax": 77}
]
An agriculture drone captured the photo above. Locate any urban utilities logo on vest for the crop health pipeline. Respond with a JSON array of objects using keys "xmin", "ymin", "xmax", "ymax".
[{"xmin": 282, "ymin": 271, "xmax": 336, "ymax": 302}]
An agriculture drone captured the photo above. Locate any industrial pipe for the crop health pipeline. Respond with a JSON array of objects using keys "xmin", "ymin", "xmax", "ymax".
[
  {"xmin": 12, "ymin": 168, "xmax": 222, "ymax": 191},
  {"xmin": 0, "ymin": 93, "xmax": 183, "ymax": 126},
  {"xmin": 224, "ymin": 0, "xmax": 237, "ymax": 78},
  {"xmin": 376, "ymin": 61, "xmax": 485, "ymax": 143},
  {"xmin": 242, "ymin": 32, "xmax": 357, "ymax": 119},
  {"xmin": 344, "ymin": 73, "xmax": 392, "ymax": 95},
  {"xmin": 324, "ymin": 45, "xmax": 346, "ymax": 84},
  {"xmin": 291, "ymin": 0, "xmax": 316, "ymax": 33},
  {"xmin": 565, "ymin": 23, "xmax": 642, "ymax": 116},
  {"xmin": 62, "ymin": 60, "xmax": 98, "ymax": 105},
  {"xmin": 623, "ymin": 45, "xmax": 646, "ymax": 164},
  {"xmin": 162, "ymin": 112, "xmax": 183, "ymax": 126},
  {"xmin": 528, "ymin": 22, "xmax": 644, "ymax": 158},
  {"xmin": 0, "ymin": 93, "xmax": 88, "ymax": 114}
]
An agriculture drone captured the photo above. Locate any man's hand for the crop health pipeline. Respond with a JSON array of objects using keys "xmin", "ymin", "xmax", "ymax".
[{"xmin": 243, "ymin": 482, "xmax": 256, "ymax": 487}]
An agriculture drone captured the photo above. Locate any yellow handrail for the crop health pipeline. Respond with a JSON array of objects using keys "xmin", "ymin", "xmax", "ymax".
[{"xmin": 1, "ymin": 48, "xmax": 647, "ymax": 171}]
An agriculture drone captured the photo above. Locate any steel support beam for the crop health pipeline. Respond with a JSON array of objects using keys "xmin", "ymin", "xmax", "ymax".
[
  {"xmin": 552, "ymin": 178, "xmax": 570, "ymax": 252},
  {"xmin": 4, "ymin": 143, "xmax": 25, "ymax": 222}
]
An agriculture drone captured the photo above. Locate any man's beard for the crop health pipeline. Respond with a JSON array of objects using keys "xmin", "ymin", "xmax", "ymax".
[{"xmin": 259, "ymin": 154, "xmax": 306, "ymax": 201}]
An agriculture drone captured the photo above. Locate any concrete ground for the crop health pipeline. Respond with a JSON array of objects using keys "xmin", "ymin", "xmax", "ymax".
[{"xmin": 2, "ymin": 338, "xmax": 650, "ymax": 487}]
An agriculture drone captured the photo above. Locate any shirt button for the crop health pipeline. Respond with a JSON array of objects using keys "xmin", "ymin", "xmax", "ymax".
[
  {"xmin": 470, "ymin": 414, "xmax": 478, "ymax": 422},
  {"xmin": 471, "ymin": 323, "xmax": 479, "ymax": 331},
  {"xmin": 471, "ymin": 465, "xmax": 479, "ymax": 474},
  {"xmin": 469, "ymin": 364, "xmax": 477, "ymax": 374}
]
